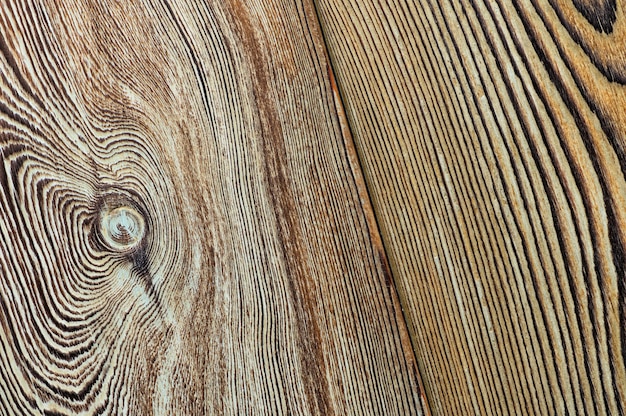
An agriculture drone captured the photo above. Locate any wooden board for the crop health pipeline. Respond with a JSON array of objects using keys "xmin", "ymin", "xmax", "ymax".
[
  {"xmin": 0, "ymin": 0, "xmax": 427, "ymax": 414},
  {"xmin": 314, "ymin": 0, "xmax": 626, "ymax": 414}
]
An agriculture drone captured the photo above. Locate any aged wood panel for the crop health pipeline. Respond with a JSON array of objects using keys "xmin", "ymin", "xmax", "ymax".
[
  {"xmin": 0, "ymin": 0, "xmax": 427, "ymax": 414},
  {"xmin": 314, "ymin": 0, "xmax": 626, "ymax": 414}
]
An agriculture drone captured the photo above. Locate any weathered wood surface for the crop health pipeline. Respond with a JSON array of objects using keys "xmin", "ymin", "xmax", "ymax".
[
  {"xmin": 315, "ymin": 0, "xmax": 626, "ymax": 414},
  {"xmin": 0, "ymin": 0, "xmax": 427, "ymax": 414}
]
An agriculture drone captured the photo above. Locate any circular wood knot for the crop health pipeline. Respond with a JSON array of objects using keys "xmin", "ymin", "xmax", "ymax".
[{"xmin": 99, "ymin": 205, "xmax": 146, "ymax": 252}]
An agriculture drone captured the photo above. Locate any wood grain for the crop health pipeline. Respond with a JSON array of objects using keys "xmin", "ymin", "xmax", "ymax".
[
  {"xmin": 314, "ymin": 0, "xmax": 626, "ymax": 414},
  {"xmin": 0, "ymin": 0, "xmax": 426, "ymax": 414}
]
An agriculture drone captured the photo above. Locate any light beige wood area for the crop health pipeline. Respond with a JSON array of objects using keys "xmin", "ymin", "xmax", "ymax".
[
  {"xmin": 314, "ymin": 0, "xmax": 626, "ymax": 414},
  {"xmin": 0, "ymin": 0, "xmax": 427, "ymax": 414}
]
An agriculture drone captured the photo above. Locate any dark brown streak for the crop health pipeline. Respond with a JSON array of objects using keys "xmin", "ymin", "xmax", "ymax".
[
  {"xmin": 482, "ymin": 1, "xmax": 612, "ymax": 408},
  {"xmin": 509, "ymin": 2, "xmax": 626, "ymax": 413},
  {"xmin": 427, "ymin": 2, "xmax": 565, "ymax": 413},
  {"xmin": 229, "ymin": 3, "xmax": 333, "ymax": 415},
  {"xmin": 548, "ymin": 0, "xmax": 621, "ymax": 80},
  {"xmin": 467, "ymin": 1, "xmax": 602, "ymax": 412}
]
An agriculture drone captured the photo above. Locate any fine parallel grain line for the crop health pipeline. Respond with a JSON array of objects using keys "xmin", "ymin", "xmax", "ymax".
[
  {"xmin": 0, "ymin": 0, "xmax": 424, "ymax": 414},
  {"xmin": 314, "ymin": 0, "xmax": 626, "ymax": 414}
]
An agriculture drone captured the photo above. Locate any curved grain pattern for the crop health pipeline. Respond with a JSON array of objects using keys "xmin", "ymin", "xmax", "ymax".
[
  {"xmin": 0, "ymin": 0, "xmax": 425, "ymax": 414},
  {"xmin": 314, "ymin": 0, "xmax": 626, "ymax": 414}
]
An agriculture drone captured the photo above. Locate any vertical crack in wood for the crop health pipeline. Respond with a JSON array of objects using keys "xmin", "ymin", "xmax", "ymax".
[{"xmin": 308, "ymin": 2, "xmax": 432, "ymax": 412}]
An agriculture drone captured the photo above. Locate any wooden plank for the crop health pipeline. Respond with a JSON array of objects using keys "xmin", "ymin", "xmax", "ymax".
[
  {"xmin": 0, "ymin": 0, "xmax": 426, "ymax": 414},
  {"xmin": 314, "ymin": 0, "xmax": 626, "ymax": 414}
]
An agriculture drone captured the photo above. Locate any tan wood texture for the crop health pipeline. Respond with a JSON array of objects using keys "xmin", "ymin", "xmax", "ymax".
[
  {"xmin": 314, "ymin": 0, "xmax": 626, "ymax": 414},
  {"xmin": 0, "ymin": 0, "xmax": 428, "ymax": 414}
]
